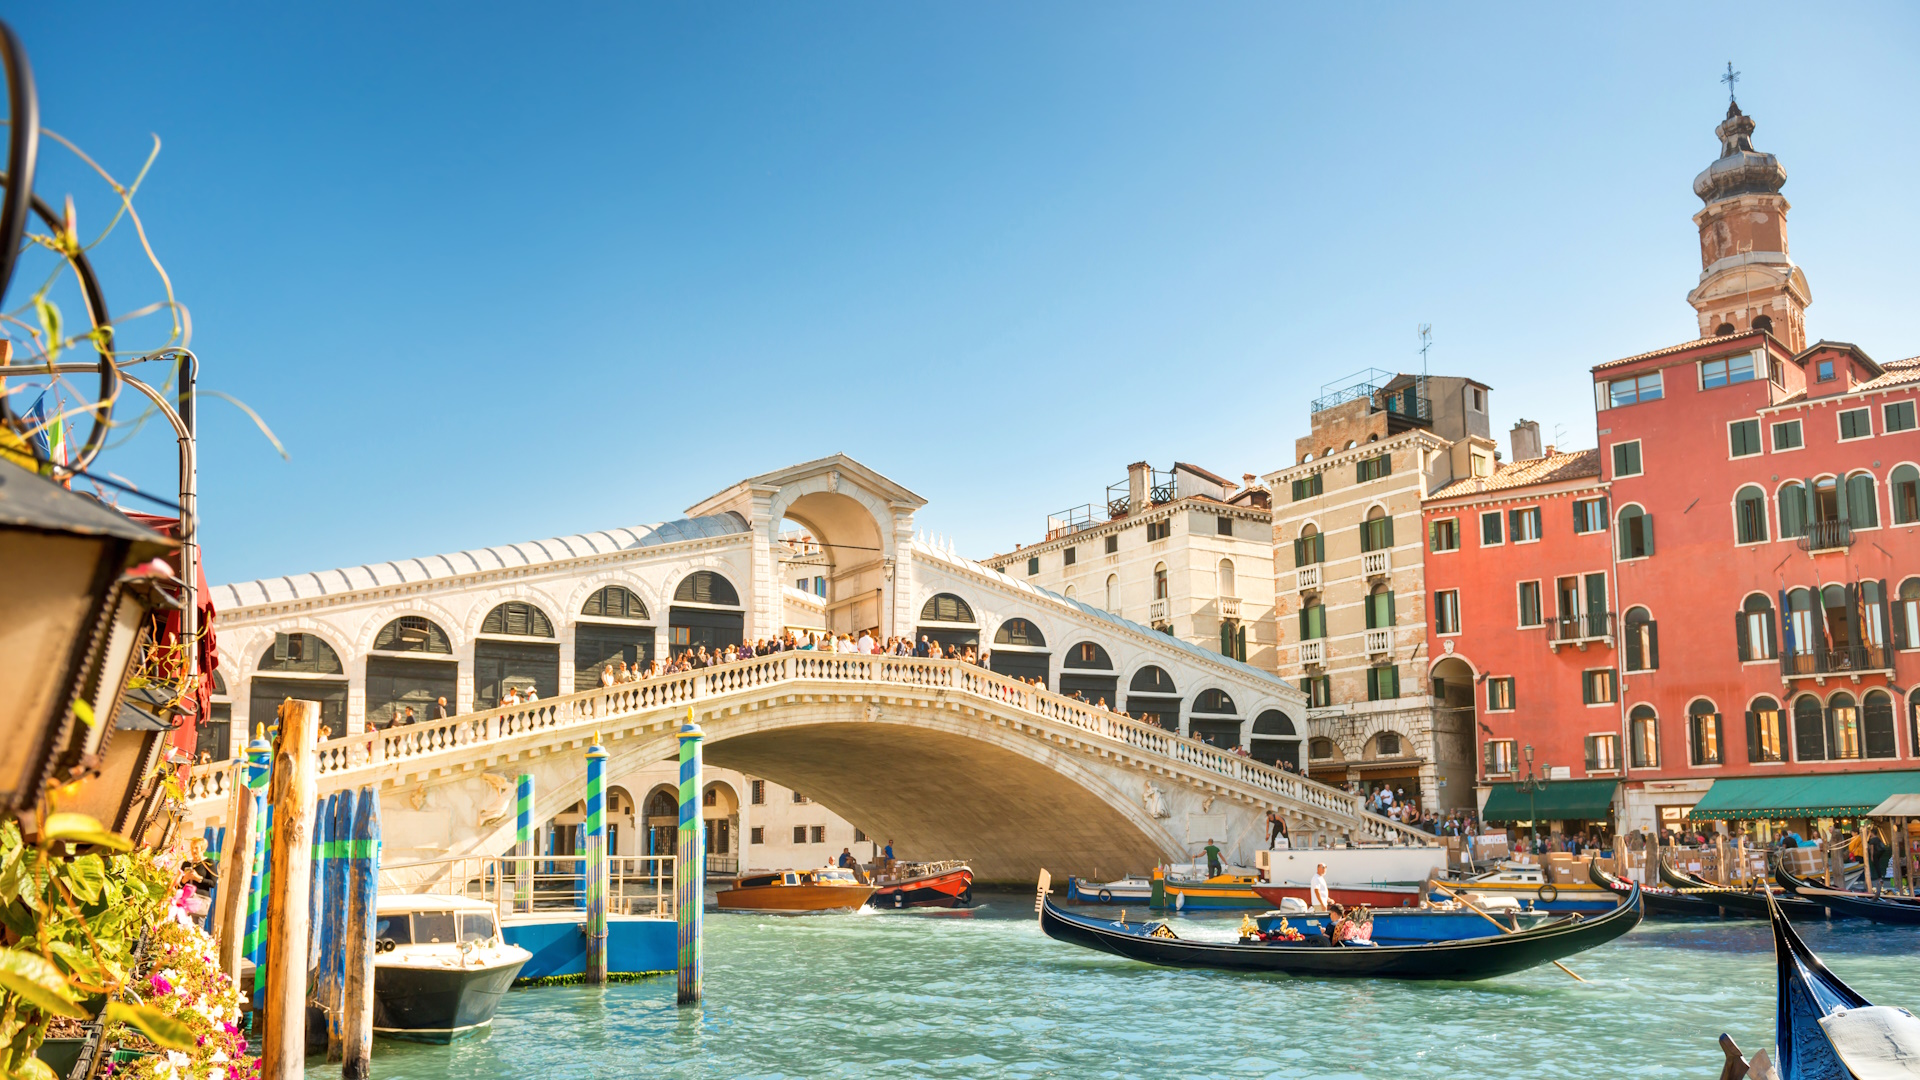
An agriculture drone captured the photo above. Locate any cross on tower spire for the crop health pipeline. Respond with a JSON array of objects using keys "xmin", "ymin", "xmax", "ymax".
[{"xmin": 1721, "ymin": 61, "xmax": 1740, "ymax": 105}]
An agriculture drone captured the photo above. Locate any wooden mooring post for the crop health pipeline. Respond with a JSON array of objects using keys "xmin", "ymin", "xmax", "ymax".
[
  {"xmin": 262, "ymin": 699, "xmax": 319, "ymax": 1080},
  {"xmin": 341, "ymin": 785, "xmax": 380, "ymax": 1080},
  {"xmin": 214, "ymin": 775, "xmax": 256, "ymax": 979},
  {"xmin": 676, "ymin": 714, "xmax": 705, "ymax": 1005}
]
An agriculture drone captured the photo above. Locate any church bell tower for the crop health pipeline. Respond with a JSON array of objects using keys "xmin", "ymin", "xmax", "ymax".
[{"xmin": 1686, "ymin": 95, "xmax": 1810, "ymax": 351}]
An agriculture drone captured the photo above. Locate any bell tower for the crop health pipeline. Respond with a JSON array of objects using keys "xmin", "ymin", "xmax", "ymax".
[{"xmin": 1685, "ymin": 95, "xmax": 1810, "ymax": 351}]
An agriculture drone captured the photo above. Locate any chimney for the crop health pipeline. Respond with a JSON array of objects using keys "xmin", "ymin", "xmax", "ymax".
[
  {"xmin": 1509, "ymin": 419, "xmax": 1543, "ymax": 462},
  {"xmin": 1127, "ymin": 461, "xmax": 1150, "ymax": 514},
  {"xmin": 1241, "ymin": 473, "xmax": 1257, "ymax": 490}
]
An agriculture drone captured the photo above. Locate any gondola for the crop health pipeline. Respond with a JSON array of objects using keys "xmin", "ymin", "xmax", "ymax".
[
  {"xmin": 1773, "ymin": 863, "xmax": 1920, "ymax": 926},
  {"xmin": 1657, "ymin": 857, "xmax": 1828, "ymax": 920},
  {"xmin": 1035, "ymin": 879, "xmax": 1642, "ymax": 981},
  {"xmin": 1755, "ymin": 889, "xmax": 1920, "ymax": 1079},
  {"xmin": 1587, "ymin": 860, "xmax": 1737, "ymax": 918}
]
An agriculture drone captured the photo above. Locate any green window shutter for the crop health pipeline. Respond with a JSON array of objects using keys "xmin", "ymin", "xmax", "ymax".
[
  {"xmin": 1383, "ymin": 517, "xmax": 1395, "ymax": 547},
  {"xmin": 1293, "ymin": 537, "xmax": 1307, "ymax": 567},
  {"xmin": 1298, "ymin": 608, "xmax": 1309, "ymax": 639},
  {"xmin": 1642, "ymin": 514, "xmax": 1654, "ymax": 556},
  {"xmin": 1387, "ymin": 592, "xmax": 1397, "ymax": 623},
  {"xmin": 1735, "ymin": 611, "xmax": 1751, "ymax": 662}
]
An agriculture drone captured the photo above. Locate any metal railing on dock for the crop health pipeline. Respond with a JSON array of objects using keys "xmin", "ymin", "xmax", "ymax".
[{"xmin": 381, "ymin": 854, "xmax": 677, "ymax": 918}]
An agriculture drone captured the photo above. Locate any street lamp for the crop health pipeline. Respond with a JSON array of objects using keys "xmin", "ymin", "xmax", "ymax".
[{"xmin": 1516, "ymin": 743, "xmax": 1551, "ymax": 847}]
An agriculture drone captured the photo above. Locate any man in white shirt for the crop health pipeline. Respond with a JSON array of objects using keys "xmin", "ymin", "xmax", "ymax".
[
  {"xmin": 1309, "ymin": 862, "xmax": 1331, "ymax": 910},
  {"xmin": 857, "ymin": 630, "xmax": 874, "ymax": 653}
]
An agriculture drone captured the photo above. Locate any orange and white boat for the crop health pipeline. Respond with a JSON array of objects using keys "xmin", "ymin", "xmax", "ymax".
[{"xmin": 714, "ymin": 868, "xmax": 875, "ymax": 914}]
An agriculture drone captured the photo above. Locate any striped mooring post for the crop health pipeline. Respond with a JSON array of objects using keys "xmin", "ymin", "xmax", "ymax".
[
  {"xmin": 324, "ymin": 788, "xmax": 356, "ymax": 1061},
  {"xmin": 675, "ymin": 712, "xmax": 705, "ymax": 1005},
  {"xmin": 202, "ymin": 825, "xmax": 225, "ymax": 934},
  {"xmin": 516, "ymin": 773, "xmax": 534, "ymax": 911},
  {"xmin": 341, "ymin": 786, "xmax": 381, "ymax": 1080},
  {"xmin": 309, "ymin": 793, "xmax": 333, "ymax": 980},
  {"xmin": 243, "ymin": 726, "xmax": 273, "ymax": 1021},
  {"xmin": 584, "ymin": 739, "xmax": 609, "ymax": 983}
]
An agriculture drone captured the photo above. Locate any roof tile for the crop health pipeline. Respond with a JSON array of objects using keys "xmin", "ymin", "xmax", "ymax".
[{"xmin": 1427, "ymin": 448, "xmax": 1602, "ymax": 501}]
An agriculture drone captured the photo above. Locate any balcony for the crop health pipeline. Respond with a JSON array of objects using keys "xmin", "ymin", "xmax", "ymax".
[
  {"xmin": 1364, "ymin": 627, "xmax": 1392, "ymax": 656},
  {"xmin": 1547, "ymin": 612, "xmax": 1615, "ymax": 651},
  {"xmin": 1296, "ymin": 564, "xmax": 1322, "ymax": 591},
  {"xmin": 1148, "ymin": 598, "xmax": 1168, "ymax": 624},
  {"xmin": 1781, "ymin": 645, "xmax": 1892, "ymax": 681},
  {"xmin": 1798, "ymin": 520, "xmax": 1854, "ymax": 553},
  {"xmin": 1298, "ymin": 639, "xmax": 1326, "ymax": 667},
  {"xmin": 1361, "ymin": 549, "xmax": 1391, "ymax": 579},
  {"xmin": 1218, "ymin": 596, "xmax": 1241, "ymax": 620}
]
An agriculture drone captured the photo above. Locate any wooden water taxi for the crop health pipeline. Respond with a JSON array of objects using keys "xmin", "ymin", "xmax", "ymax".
[
  {"xmin": 868, "ymin": 860, "xmax": 974, "ymax": 909},
  {"xmin": 715, "ymin": 868, "xmax": 875, "ymax": 914},
  {"xmin": 1441, "ymin": 861, "xmax": 1618, "ymax": 913},
  {"xmin": 372, "ymin": 895, "xmax": 531, "ymax": 1043},
  {"xmin": 1066, "ymin": 874, "xmax": 1152, "ymax": 904}
]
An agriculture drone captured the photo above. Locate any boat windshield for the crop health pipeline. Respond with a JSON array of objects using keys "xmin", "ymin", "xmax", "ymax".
[
  {"xmin": 374, "ymin": 914, "xmax": 412, "ymax": 945},
  {"xmin": 460, "ymin": 912, "xmax": 497, "ymax": 943},
  {"xmin": 413, "ymin": 910, "xmax": 457, "ymax": 944},
  {"xmin": 815, "ymin": 869, "xmax": 857, "ymax": 883}
]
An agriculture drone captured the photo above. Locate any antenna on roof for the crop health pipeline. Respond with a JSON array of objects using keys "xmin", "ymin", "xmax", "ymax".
[{"xmin": 1417, "ymin": 324, "xmax": 1432, "ymax": 379}]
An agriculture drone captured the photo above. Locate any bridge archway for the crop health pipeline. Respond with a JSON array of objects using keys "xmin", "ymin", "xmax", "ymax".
[{"xmin": 780, "ymin": 489, "xmax": 889, "ymax": 637}]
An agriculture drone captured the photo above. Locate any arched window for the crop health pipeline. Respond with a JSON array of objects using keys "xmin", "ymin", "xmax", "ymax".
[
  {"xmin": 1784, "ymin": 589, "xmax": 1815, "ymax": 663},
  {"xmin": 1371, "ymin": 731, "xmax": 1402, "ymax": 757},
  {"xmin": 1360, "ymin": 506, "xmax": 1393, "ymax": 553},
  {"xmin": 1828, "ymin": 692, "xmax": 1861, "ymax": 759},
  {"xmin": 920, "ymin": 593, "xmax": 975, "ymax": 624},
  {"xmin": 1152, "ymin": 563, "xmax": 1168, "ymax": 601},
  {"xmin": 1617, "ymin": 504, "xmax": 1653, "ymax": 559},
  {"xmin": 1063, "ymin": 584, "xmax": 1076, "ymax": 601},
  {"xmin": 1365, "ymin": 583, "xmax": 1395, "ymax": 630},
  {"xmin": 1064, "ymin": 642, "xmax": 1112, "ymax": 669},
  {"xmin": 1715, "ymin": 322, "xmax": 1736, "ymax": 335},
  {"xmin": 1294, "ymin": 523, "xmax": 1324, "ymax": 568},
  {"xmin": 994, "ymin": 618, "xmax": 1046, "ymax": 647},
  {"xmin": 1299, "ymin": 598, "xmax": 1326, "ymax": 640},
  {"xmin": 1105, "ymin": 574, "xmax": 1119, "ymax": 614},
  {"xmin": 372, "ymin": 617, "xmax": 452, "ymax": 654},
  {"xmin": 1252, "ymin": 710, "xmax": 1295, "ymax": 737},
  {"xmin": 1778, "ymin": 482, "xmax": 1808, "ymax": 539},
  {"xmin": 1309, "ymin": 737, "xmax": 1337, "ymax": 760},
  {"xmin": 1846, "ymin": 472, "xmax": 1879, "ymax": 528},
  {"xmin": 1863, "ymin": 689, "xmax": 1898, "ymax": 758},
  {"xmin": 1862, "ymin": 581, "xmax": 1887, "ymax": 650},
  {"xmin": 258, "ymin": 633, "xmax": 344, "ymax": 674},
  {"xmin": 674, "ymin": 572, "xmax": 739, "ymax": 606},
  {"xmin": 1746, "ymin": 696, "xmax": 1784, "ymax": 763},
  {"xmin": 1218, "ymin": 558, "xmax": 1236, "ymax": 598},
  {"xmin": 1734, "ymin": 485, "xmax": 1769, "ymax": 544},
  {"xmin": 1194, "ymin": 689, "xmax": 1236, "ymax": 714},
  {"xmin": 1130, "ymin": 666, "xmax": 1176, "ymax": 693},
  {"xmin": 1738, "ymin": 594, "xmax": 1777, "ymax": 662},
  {"xmin": 1623, "ymin": 606, "xmax": 1657, "ymax": 672},
  {"xmin": 1910, "ymin": 689, "xmax": 1920, "ymax": 759},
  {"xmin": 1688, "ymin": 699, "xmax": 1722, "ymax": 766},
  {"xmin": 1793, "ymin": 694, "xmax": 1826, "ymax": 761},
  {"xmin": 582, "ymin": 586, "xmax": 649, "ymax": 620},
  {"xmin": 1629, "ymin": 704, "xmax": 1659, "ymax": 768},
  {"xmin": 482, "ymin": 602, "xmax": 555, "ymax": 637},
  {"xmin": 1899, "ymin": 579, "xmax": 1920, "ymax": 650},
  {"xmin": 1813, "ymin": 476, "xmax": 1840, "ymax": 525},
  {"xmin": 1751, "ymin": 315, "xmax": 1773, "ymax": 334},
  {"xmin": 1893, "ymin": 465, "xmax": 1920, "ymax": 525}
]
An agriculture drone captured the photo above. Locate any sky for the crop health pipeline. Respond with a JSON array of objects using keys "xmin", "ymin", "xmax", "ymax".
[{"xmin": 8, "ymin": 4, "xmax": 1920, "ymax": 584}]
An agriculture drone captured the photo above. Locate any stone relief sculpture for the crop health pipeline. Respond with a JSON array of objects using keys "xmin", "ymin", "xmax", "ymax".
[
  {"xmin": 1142, "ymin": 781, "xmax": 1169, "ymax": 819},
  {"xmin": 477, "ymin": 771, "xmax": 516, "ymax": 827}
]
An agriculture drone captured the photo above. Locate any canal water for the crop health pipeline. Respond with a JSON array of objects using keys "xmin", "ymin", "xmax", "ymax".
[{"xmin": 313, "ymin": 890, "xmax": 1920, "ymax": 1079}]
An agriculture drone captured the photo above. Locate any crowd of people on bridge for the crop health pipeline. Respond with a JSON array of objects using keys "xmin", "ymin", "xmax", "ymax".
[{"xmin": 594, "ymin": 630, "xmax": 1010, "ymax": 687}]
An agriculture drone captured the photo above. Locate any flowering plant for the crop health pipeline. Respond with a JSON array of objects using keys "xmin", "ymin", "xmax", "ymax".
[{"xmin": 99, "ymin": 893, "xmax": 256, "ymax": 1080}]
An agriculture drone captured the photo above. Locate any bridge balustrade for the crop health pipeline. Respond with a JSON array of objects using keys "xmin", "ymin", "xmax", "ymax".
[{"xmin": 187, "ymin": 652, "xmax": 1432, "ymax": 846}]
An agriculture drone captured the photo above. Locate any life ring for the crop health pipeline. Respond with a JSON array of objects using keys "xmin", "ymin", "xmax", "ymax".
[
  {"xmin": 1097, "ymin": 889, "xmax": 1114, "ymax": 903},
  {"xmin": 1538, "ymin": 883, "xmax": 1559, "ymax": 904}
]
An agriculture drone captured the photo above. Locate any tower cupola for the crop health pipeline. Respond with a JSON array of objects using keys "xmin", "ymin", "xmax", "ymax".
[{"xmin": 1685, "ymin": 96, "xmax": 1810, "ymax": 351}]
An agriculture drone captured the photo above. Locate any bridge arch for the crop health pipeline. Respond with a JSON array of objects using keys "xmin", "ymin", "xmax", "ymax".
[
  {"xmin": 770, "ymin": 479, "xmax": 895, "ymax": 637},
  {"xmin": 561, "ymin": 572, "xmax": 663, "ymax": 628}
]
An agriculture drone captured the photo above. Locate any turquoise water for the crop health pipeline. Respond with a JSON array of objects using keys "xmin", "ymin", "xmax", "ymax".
[{"xmin": 311, "ymin": 892, "xmax": 1920, "ymax": 1079}]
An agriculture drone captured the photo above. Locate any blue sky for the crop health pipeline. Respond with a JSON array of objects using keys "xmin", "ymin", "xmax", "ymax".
[{"xmin": 9, "ymin": 4, "xmax": 1919, "ymax": 584}]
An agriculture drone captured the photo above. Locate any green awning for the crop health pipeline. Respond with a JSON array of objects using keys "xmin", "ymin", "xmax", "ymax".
[
  {"xmin": 1688, "ymin": 770, "xmax": 1920, "ymax": 821},
  {"xmin": 1481, "ymin": 779, "xmax": 1618, "ymax": 823}
]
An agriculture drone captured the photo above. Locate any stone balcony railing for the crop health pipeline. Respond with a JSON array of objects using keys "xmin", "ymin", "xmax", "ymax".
[
  {"xmin": 1361, "ymin": 549, "xmax": 1391, "ymax": 579},
  {"xmin": 1299, "ymin": 639, "xmax": 1326, "ymax": 667},
  {"xmin": 1364, "ymin": 627, "xmax": 1393, "ymax": 656},
  {"xmin": 1296, "ymin": 564, "xmax": 1321, "ymax": 591},
  {"xmin": 185, "ymin": 651, "xmax": 1435, "ymax": 847},
  {"xmin": 1218, "ymin": 596, "xmax": 1241, "ymax": 620},
  {"xmin": 1149, "ymin": 598, "xmax": 1169, "ymax": 624}
]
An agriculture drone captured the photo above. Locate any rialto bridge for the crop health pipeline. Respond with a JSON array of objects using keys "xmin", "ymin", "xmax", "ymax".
[{"xmin": 190, "ymin": 456, "xmax": 1432, "ymax": 882}]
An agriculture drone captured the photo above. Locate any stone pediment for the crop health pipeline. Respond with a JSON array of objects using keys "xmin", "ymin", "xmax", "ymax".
[
  {"xmin": 686, "ymin": 454, "xmax": 928, "ymax": 520},
  {"xmin": 1688, "ymin": 261, "xmax": 1809, "ymax": 307}
]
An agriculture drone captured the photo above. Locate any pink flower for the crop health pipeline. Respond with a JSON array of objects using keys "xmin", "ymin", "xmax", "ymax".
[{"xmin": 149, "ymin": 973, "xmax": 174, "ymax": 995}]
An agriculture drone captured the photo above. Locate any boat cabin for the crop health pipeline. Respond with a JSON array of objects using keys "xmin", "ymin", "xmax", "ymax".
[
  {"xmin": 376, "ymin": 895, "xmax": 503, "ymax": 948},
  {"xmin": 731, "ymin": 868, "xmax": 861, "ymax": 889}
]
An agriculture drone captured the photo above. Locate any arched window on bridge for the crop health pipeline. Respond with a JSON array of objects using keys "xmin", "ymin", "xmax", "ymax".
[
  {"xmin": 1125, "ymin": 665, "xmax": 1180, "ymax": 733},
  {"xmin": 367, "ymin": 617, "xmax": 457, "ymax": 729},
  {"xmin": 578, "ymin": 586, "xmax": 657, "ymax": 693},
  {"xmin": 1059, "ymin": 641, "xmax": 1116, "ymax": 706},
  {"xmin": 477, "ymin": 602, "xmax": 559, "ymax": 709},
  {"xmin": 252, "ymin": 633, "xmax": 348, "ymax": 737},
  {"xmin": 1250, "ymin": 709, "xmax": 1299, "ymax": 770},
  {"xmin": 670, "ymin": 573, "xmax": 744, "ymax": 657},
  {"xmin": 1189, "ymin": 689, "xmax": 1240, "ymax": 749},
  {"xmin": 989, "ymin": 618, "xmax": 1050, "ymax": 686},
  {"xmin": 917, "ymin": 593, "xmax": 979, "ymax": 655},
  {"xmin": 644, "ymin": 787, "xmax": 679, "ymax": 857}
]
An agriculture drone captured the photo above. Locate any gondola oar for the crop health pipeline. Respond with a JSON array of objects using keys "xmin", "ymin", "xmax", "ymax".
[{"xmin": 1427, "ymin": 879, "xmax": 1587, "ymax": 983}]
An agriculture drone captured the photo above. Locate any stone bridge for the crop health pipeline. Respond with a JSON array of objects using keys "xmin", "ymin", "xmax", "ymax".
[{"xmin": 185, "ymin": 653, "xmax": 1433, "ymax": 886}]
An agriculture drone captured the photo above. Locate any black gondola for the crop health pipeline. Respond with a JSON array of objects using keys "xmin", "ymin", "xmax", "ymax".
[
  {"xmin": 1759, "ymin": 888, "xmax": 1920, "ymax": 1079},
  {"xmin": 1774, "ymin": 863, "xmax": 1920, "ymax": 925},
  {"xmin": 1035, "ymin": 880, "xmax": 1642, "ymax": 981},
  {"xmin": 1657, "ymin": 857, "xmax": 1829, "ymax": 920},
  {"xmin": 1586, "ymin": 860, "xmax": 1736, "ymax": 918}
]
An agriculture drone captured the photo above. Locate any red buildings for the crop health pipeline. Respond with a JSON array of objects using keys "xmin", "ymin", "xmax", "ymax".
[{"xmin": 1431, "ymin": 98, "xmax": 1920, "ymax": 840}]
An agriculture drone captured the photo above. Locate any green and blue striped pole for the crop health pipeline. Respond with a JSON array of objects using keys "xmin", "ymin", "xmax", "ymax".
[
  {"xmin": 243, "ymin": 726, "xmax": 272, "ymax": 1022},
  {"xmin": 585, "ymin": 739, "xmax": 609, "ymax": 984},
  {"xmin": 516, "ymin": 774, "xmax": 534, "ymax": 911},
  {"xmin": 202, "ymin": 826, "xmax": 224, "ymax": 933},
  {"xmin": 310, "ymin": 792, "xmax": 333, "ymax": 977},
  {"xmin": 324, "ymin": 787, "xmax": 355, "ymax": 1061},
  {"xmin": 676, "ymin": 710, "xmax": 704, "ymax": 1005}
]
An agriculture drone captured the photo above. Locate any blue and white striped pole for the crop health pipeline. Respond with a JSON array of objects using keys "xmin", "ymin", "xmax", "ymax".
[
  {"xmin": 325, "ymin": 788, "xmax": 355, "ymax": 1061},
  {"xmin": 676, "ymin": 710, "xmax": 705, "ymax": 1005},
  {"xmin": 585, "ymin": 739, "xmax": 609, "ymax": 983},
  {"xmin": 516, "ymin": 774, "xmax": 534, "ymax": 912}
]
